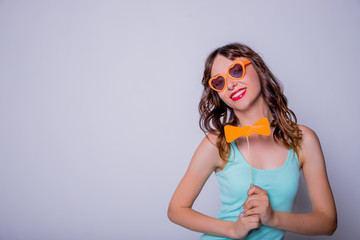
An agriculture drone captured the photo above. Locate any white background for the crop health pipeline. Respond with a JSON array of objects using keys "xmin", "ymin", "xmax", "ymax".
[{"xmin": 0, "ymin": 0, "xmax": 359, "ymax": 239}]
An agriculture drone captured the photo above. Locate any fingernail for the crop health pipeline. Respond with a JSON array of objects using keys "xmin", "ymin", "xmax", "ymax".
[
  {"xmin": 241, "ymin": 213, "xmax": 245, "ymax": 217},
  {"xmin": 240, "ymin": 206, "xmax": 244, "ymax": 212}
]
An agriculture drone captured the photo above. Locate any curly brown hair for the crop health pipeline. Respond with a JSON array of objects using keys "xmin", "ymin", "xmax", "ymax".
[{"xmin": 198, "ymin": 43, "xmax": 302, "ymax": 162}]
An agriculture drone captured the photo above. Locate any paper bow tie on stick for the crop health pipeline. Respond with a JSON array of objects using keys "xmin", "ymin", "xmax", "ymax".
[
  {"xmin": 224, "ymin": 117, "xmax": 271, "ymax": 143},
  {"xmin": 224, "ymin": 117, "xmax": 271, "ymax": 185}
]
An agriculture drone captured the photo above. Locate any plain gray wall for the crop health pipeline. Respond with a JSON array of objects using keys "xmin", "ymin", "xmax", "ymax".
[{"xmin": 0, "ymin": 0, "xmax": 359, "ymax": 239}]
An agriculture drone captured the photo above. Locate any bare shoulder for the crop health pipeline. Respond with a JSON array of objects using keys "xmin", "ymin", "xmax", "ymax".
[
  {"xmin": 202, "ymin": 132, "xmax": 219, "ymax": 149},
  {"xmin": 297, "ymin": 124, "xmax": 323, "ymax": 167},
  {"xmin": 194, "ymin": 133, "xmax": 223, "ymax": 171},
  {"xmin": 298, "ymin": 124, "xmax": 320, "ymax": 148}
]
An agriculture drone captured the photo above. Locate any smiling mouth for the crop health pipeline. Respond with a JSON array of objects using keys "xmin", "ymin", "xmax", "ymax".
[{"xmin": 231, "ymin": 88, "xmax": 247, "ymax": 101}]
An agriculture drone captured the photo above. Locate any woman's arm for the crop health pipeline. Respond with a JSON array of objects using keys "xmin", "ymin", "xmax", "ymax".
[
  {"xmin": 168, "ymin": 134, "xmax": 260, "ymax": 239},
  {"xmin": 243, "ymin": 125, "xmax": 337, "ymax": 235},
  {"xmin": 271, "ymin": 125, "xmax": 337, "ymax": 235}
]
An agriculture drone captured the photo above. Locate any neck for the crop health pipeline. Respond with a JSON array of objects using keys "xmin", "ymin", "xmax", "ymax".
[{"xmin": 234, "ymin": 97, "xmax": 273, "ymax": 127}]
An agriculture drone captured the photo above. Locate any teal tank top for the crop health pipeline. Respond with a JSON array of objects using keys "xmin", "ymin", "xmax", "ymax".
[{"xmin": 200, "ymin": 141, "xmax": 300, "ymax": 240}]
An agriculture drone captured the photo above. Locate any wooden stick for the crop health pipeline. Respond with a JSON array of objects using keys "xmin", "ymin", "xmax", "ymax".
[{"xmin": 246, "ymin": 136, "xmax": 253, "ymax": 185}]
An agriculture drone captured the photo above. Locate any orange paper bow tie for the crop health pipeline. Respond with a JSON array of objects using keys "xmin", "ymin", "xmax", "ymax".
[{"xmin": 224, "ymin": 117, "xmax": 271, "ymax": 143}]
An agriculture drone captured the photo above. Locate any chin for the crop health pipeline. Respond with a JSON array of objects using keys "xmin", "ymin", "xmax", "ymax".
[{"xmin": 231, "ymin": 99, "xmax": 251, "ymax": 111}]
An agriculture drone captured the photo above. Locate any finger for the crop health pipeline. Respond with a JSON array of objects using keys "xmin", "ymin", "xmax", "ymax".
[
  {"xmin": 247, "ymin": 214, "xmax": 260, "ymax": 222},
  {"xmin": 244, "ymin": 207, "xmax": 261, "ymax": 217},
  {"xmin": 245, "ymin": 195, "xmax": 259, "ymax": 202},
  {"xmin": 236, "ymin": 212, "xmax": 244, "ymax": 221},
  {"xmin": 244, "ymin": 199, "xmax": 261, "ymax": 211},
  {"xmin": 247, "ymin": 195, "xmax": 267, "ymax": 207},
  {"xmin": 247, "ymin": 185, "xmax": 264, "ymax": 196},
  {"xmin": 239, "ymin": 207, "xmax": 246, "ymax": 218},
  {"xmin": 243, "ymin": 195, "xmax": 260, "ymax": 210},
  {"xmin": 249, "ymin": 221, "xmax": 261, "ymax": 230}
]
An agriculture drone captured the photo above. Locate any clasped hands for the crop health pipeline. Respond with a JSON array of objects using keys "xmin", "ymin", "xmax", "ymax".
[{"xmin": 230, "ymin": 185, "xmax": 275, "ymax": 239}]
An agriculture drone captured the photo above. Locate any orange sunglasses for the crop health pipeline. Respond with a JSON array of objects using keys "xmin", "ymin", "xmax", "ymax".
[{"xmin": 208, "ymin": 60, "xmax": 252, "ymax": 92}]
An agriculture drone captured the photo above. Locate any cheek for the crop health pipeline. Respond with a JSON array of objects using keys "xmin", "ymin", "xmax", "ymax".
[
  {"xmin": 246, "ymin": 71, "xmax": 262, "ymax": 91},
  {"xmin": 217, "ymin": 92, "xmax": 224, "ymax": 100},
  {"xmin": 217, "ymin": 91, "xmax": 226, "ymax": 100},
  {"xmin": 253, "ymin": 79, "xmax": 262, "ymax": 92},
  {"xmin": 217, "ymin": 92, "xmax": 231, "ymax": 106},
  {"xmin": 219, "ymin": 93, "xmax": 235, "ymax": 108}
]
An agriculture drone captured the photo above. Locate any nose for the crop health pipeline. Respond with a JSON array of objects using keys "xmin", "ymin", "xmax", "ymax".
[{"xmin": 227, "ymin": 77, "xmax": 238, "ymax": 90}]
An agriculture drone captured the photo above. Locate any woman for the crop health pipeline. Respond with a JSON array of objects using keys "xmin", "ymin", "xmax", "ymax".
[{"xmin": 167, "ymin": 43, "xmax": 337, "ymax": 239}]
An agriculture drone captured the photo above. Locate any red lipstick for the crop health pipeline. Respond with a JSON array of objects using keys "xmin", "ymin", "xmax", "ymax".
[{"xmin": 230, "ymin": 88, "xmax": 247, "ymax": 101}]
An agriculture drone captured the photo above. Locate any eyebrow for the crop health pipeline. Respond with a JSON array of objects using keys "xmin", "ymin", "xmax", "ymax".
[
  {"xmin": 211, "ymin": 66, "xmax": 229, "ymax": 78},
  {"xmin": 211, "ymin": 60, "xmax": 245, "ymax": 77}
]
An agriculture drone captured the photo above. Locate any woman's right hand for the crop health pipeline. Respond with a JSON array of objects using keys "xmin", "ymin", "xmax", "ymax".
[{"xmin": 230, "ymin": 209, "xmax": 260, "ymax": 239}]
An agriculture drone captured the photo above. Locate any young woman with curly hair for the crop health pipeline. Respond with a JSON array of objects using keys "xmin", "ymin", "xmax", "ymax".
[{"xmin": 168, "ymin": 43, "xmax": 337, "ymax": 239}]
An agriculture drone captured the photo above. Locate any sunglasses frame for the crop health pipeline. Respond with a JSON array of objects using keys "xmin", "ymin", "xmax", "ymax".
[{"xmin": 208, "ymin": 60, "xmax": 252, "ymax": 92}]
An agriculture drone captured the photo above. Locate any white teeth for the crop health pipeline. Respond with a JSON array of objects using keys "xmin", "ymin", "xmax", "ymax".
[{"xmin": 232, "ymin": 89, "xmax": 245, "ymax": 98}]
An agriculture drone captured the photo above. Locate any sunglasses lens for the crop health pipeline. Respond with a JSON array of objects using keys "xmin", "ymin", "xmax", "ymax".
[
  {"xmin": 229, "ymin": 63, "xmax": 244, "ymax": 79},
  {"xmin": 211, "ymin": 76, "xmax": 225, "ymax": 91}
]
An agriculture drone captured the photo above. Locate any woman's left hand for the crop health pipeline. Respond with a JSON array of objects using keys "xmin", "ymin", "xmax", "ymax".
[{"xmin": 242, "ymin": 185, "xmax": 275, "ymax": 226}]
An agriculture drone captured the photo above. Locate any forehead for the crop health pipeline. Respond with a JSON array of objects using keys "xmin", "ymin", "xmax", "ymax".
[{"xmin": 211, "ymin": 55, "xmax": 249, "ymax": 77}]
